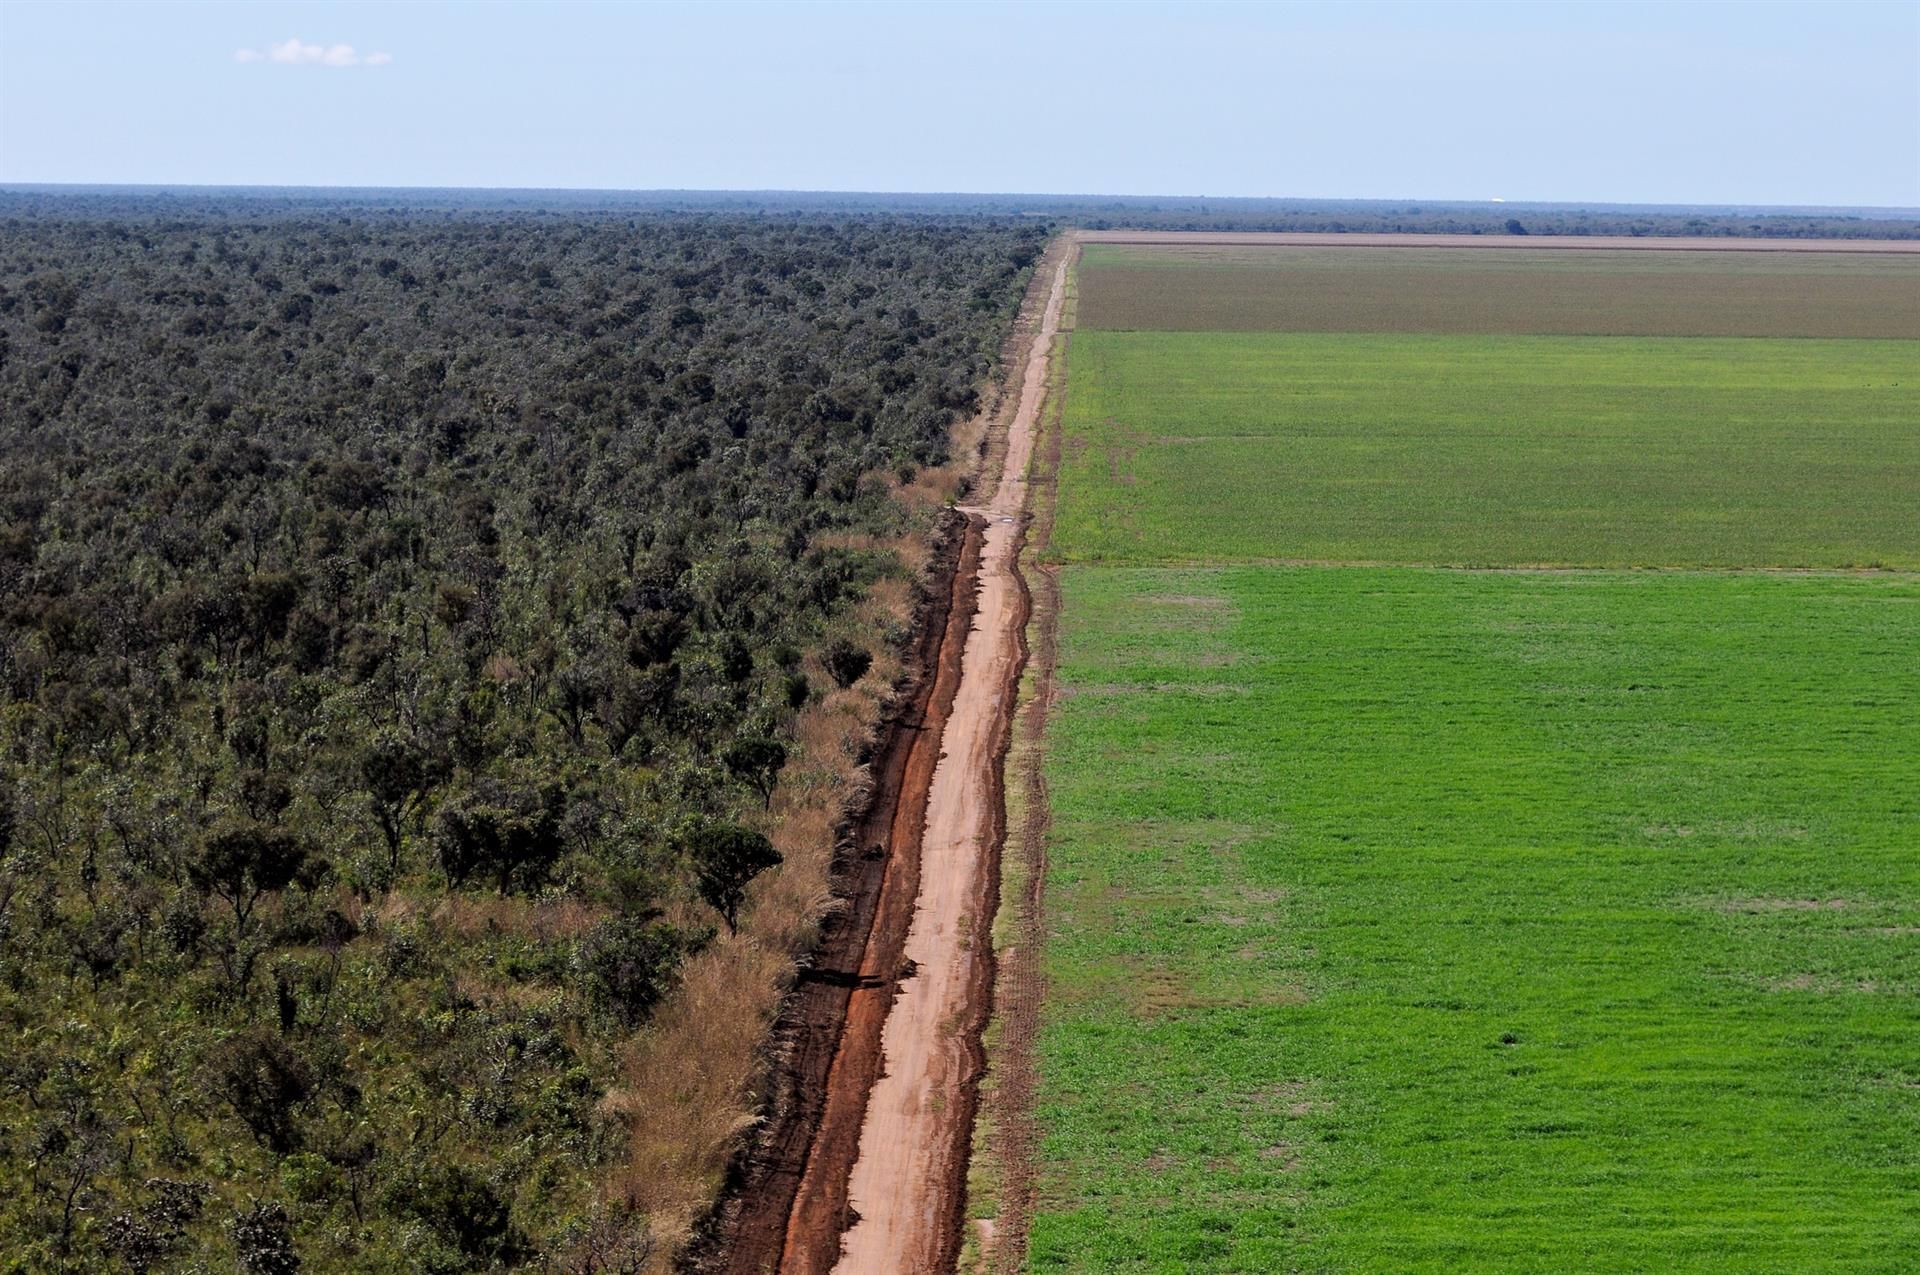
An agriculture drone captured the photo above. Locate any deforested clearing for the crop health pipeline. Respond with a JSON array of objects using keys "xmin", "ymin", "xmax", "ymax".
[{"xmin": 1009, "ymin": 236, "xmax": 1920, "ymax": 1271}]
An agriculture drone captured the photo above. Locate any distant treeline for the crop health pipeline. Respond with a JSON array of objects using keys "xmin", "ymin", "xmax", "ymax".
[
  {"xmin": 5, "ymin": 186, "xmax": 1917, "ymax": 238},
  {"xmin": 0, "ymin": 205, "xmax": 1041, "ymax": 1270}
]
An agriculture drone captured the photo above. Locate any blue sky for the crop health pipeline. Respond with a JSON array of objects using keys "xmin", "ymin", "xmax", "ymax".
[{"xmin": 2, "ymin": 0, "xmax": 1915, "ymax": 206}]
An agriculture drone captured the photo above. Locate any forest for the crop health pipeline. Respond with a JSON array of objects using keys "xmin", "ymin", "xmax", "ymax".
[
  {"xmin": 8, "ymin": 186, "xmax": 1916, "ymax": 240},
  {"xmin": 0, "ymin": 200, "xmax": 1043, "ymax": 1271}
]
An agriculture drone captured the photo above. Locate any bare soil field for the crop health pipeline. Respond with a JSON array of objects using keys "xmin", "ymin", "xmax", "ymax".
[
  {"xmin": 1079, "ymin": 244, "xmax": 1920, "ymax": 337},
  {"xmin": 1076, "ymin": 230, "xmax": 1920, "ymax": 253}
]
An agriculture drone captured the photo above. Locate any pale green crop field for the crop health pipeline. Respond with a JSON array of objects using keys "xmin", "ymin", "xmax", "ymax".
[{"xmin": 1052, "ymin": 331, "xmax": 1920, "ymax": 568}]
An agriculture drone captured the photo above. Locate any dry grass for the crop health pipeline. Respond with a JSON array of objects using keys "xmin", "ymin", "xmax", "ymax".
[
  {"xmin": 429, "ymin": 894, "xmax": 608, "ymax": 939},
  {"xmin": 605, "ymin": 423, "xmax": 993, "ymax": 1265},
  {"xmin": 605, "ymin": 600, "xmax": 906, "ymax": 1258}
]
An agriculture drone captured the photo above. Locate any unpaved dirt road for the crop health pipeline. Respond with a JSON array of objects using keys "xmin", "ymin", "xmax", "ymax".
[
  {"xmin": 1078, "ymin": 229, "xmax": 1920, "ymax": 253},
  {"xmin": 712, "ymin": 242, "xmax": 1072, "ymax": 1275},
  {"xmin": 830, "ymin": 246, "xmax": 1071, "ymax": 1273},
  {"xmin": 720, "ymin": 510, "xmax": 979, "ymax": 1275}
]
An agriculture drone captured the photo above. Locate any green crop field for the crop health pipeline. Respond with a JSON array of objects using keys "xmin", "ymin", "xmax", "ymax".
[
  {"xmin": 1016, "ymin": 243, "xmax": 1920, "ymax": 1272},
  {"xmin": 1031, "ymin": 567, "xmax": 1920, "ymax": 1272},
  {"xmin": 1053, "ymin": 331, "xmax": 1920, "ymax": 569}
]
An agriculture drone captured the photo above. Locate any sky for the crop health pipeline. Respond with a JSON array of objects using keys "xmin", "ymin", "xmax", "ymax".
[{"xmin": 1, "ymin": 0, "xmax": 1915, "ymax": 208}]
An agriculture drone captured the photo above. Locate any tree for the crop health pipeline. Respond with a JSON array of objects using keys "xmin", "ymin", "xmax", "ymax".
[
  {"xmin": 240, "ymin": 572, "xmax": 303, "ymax": 649},
  {"xmin": 723, "ymin": 736, "xmax": 787, "ymax": 807},
  {"xmin": 432, "ymin": 785, "xmax": 566, "ymax": 895},
  {"xmin": 572, "ymin": 914, "xmax": 702, "ymax": 1026},
  {"xmin": 554, "ymin": 1210, "xmax": 655, "ymax": 1274},
  {"xmin": 359, "ymin": 735, "xmax": 442, "ymax": 878},
  {"xmin": 550, "ymin": 663, "xmax": 603, "ymax": 748},
  {"xmin": 190, "ymin": 822, "xmax": 310, "ymax": 991},
  {"xmin": 592, "ymin": 663, "xmax": 678, "ymax": 759},
  {"xmin": 26, "ymin": 1072, "xmax": 119, "ymax": 1262},
  {"xmin": 623, "ymin": 607, "xmax": 687, "ymax": 666},
  {"xmin": 207, "ymin": 1029, "xmax": 313, "ymax": 1155},
  {"xmin": 192, "ymin": 823, "xmax": 308, "ymax": 936},
  {"xmin": 387, "ymin": 1163, "xmax": 520, "ymax": 1263},
  {"xmin": 689, "ymin": 823, "xmax": 782, "ymax": 934}
]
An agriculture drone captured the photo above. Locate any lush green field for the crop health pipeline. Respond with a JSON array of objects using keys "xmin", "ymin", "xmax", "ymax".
[
  {"xmin": 1053, "ymin": 330, "xmax": 1920, "ymax": 569},
  {"xmin": 1031, "ymin": 566, "xmax": 1920, "ymax": 1272},
  {"xmin": 1077, "ymin": 243, "xmax": 1920, "ymax": 339},
  {"xmin": 1017, "ymin": 240, "xmax": 1920, "ymax": 1272}
]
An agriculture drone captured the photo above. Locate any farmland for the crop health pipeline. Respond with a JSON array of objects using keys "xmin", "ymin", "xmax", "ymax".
[
  {"xmin": 1053, "ymin": 331, "xmax": 1920, "ymax": 569},
  {"xmin": 1076, "ymin": 243, "xmax": 1920, "ymax": 338},
  {"xmin": 1003, "ymin": 240, "xmax": 1920, "ymax": 1271}
]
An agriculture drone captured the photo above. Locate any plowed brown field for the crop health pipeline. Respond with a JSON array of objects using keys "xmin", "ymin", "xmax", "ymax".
[
  {"xmin": 1076, "ymin": 230, "xmax": 1920, "ymax": 252},
  {"xmin": 1078, "ymin": 243, "xmax": 1920, "ymax": 337}
]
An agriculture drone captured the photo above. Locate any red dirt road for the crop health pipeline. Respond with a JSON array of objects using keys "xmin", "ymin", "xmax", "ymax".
[
  {"xmin": 830, "ymin": 246, "xmax": 1070, "ymax": 1273},
  {"xmin": 710, "ymin": 243, "xmax": 1071, "ymax": 1275},
  {"xmin": 713, "ymin": 510, "xmax": 979, "ymax": 1275}
]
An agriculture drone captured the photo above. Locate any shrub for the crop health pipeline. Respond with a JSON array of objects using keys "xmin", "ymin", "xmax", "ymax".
[
  {"xmin": 572, "ymin": 914, "xmax": 706, "ymax": 1028},
  {"xmin": 823, "ymin": 638, "xmax": 872, "ymax": 689},
  {"xmin": 231, "ymin": 1200, "xmax": 300, "ymax": 1275}
]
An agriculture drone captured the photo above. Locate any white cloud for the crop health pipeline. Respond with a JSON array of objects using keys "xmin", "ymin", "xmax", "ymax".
[{"xmin": 233, "ymin": 37, "xmax": 391, "ymax": 68}]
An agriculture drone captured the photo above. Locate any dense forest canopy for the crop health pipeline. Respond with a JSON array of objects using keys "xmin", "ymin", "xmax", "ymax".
[
  {"xmin": 5, "ymin": 186, "xmax": 1917, "ymax": 238},
  {"xmin": 0, "ymin": 203, "xmax": 1043, "ymax": 1271}
]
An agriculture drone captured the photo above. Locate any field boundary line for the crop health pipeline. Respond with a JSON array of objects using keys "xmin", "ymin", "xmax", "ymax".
[
  {"xmin": 964, "ymin": 233, "xmax": 1080, "ymax": 1273},
  {"xmin": 1055, "ymin": 558, "xmax": 1920, "ymax": 576}
]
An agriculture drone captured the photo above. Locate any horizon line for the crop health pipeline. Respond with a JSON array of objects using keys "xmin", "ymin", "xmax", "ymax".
[{"xmin": 1, "ymin": 181, "xmax": 1915, "ymax": 218}]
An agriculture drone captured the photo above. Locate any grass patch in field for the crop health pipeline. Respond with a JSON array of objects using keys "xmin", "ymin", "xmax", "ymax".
[
  {"xmin": 1031, "ymin": 565, "xmax": 1920, "ymax": 1272},
  {"xmin": 1053, "ymin": 330, "xmax": 1920, "ymax": 569},
  {"xmin": 1077, "ymin": 244, "xmax": 1920, "ymax": 338}
]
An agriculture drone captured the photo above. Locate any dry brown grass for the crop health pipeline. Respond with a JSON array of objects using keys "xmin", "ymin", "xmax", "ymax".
[
  {"xmin": 430, "ymin": 894, "xmax": 608, "ymax": 939},
  {"xmin": 603, "ymin": 470, "xmax": 963, "ymax": 1263}
]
